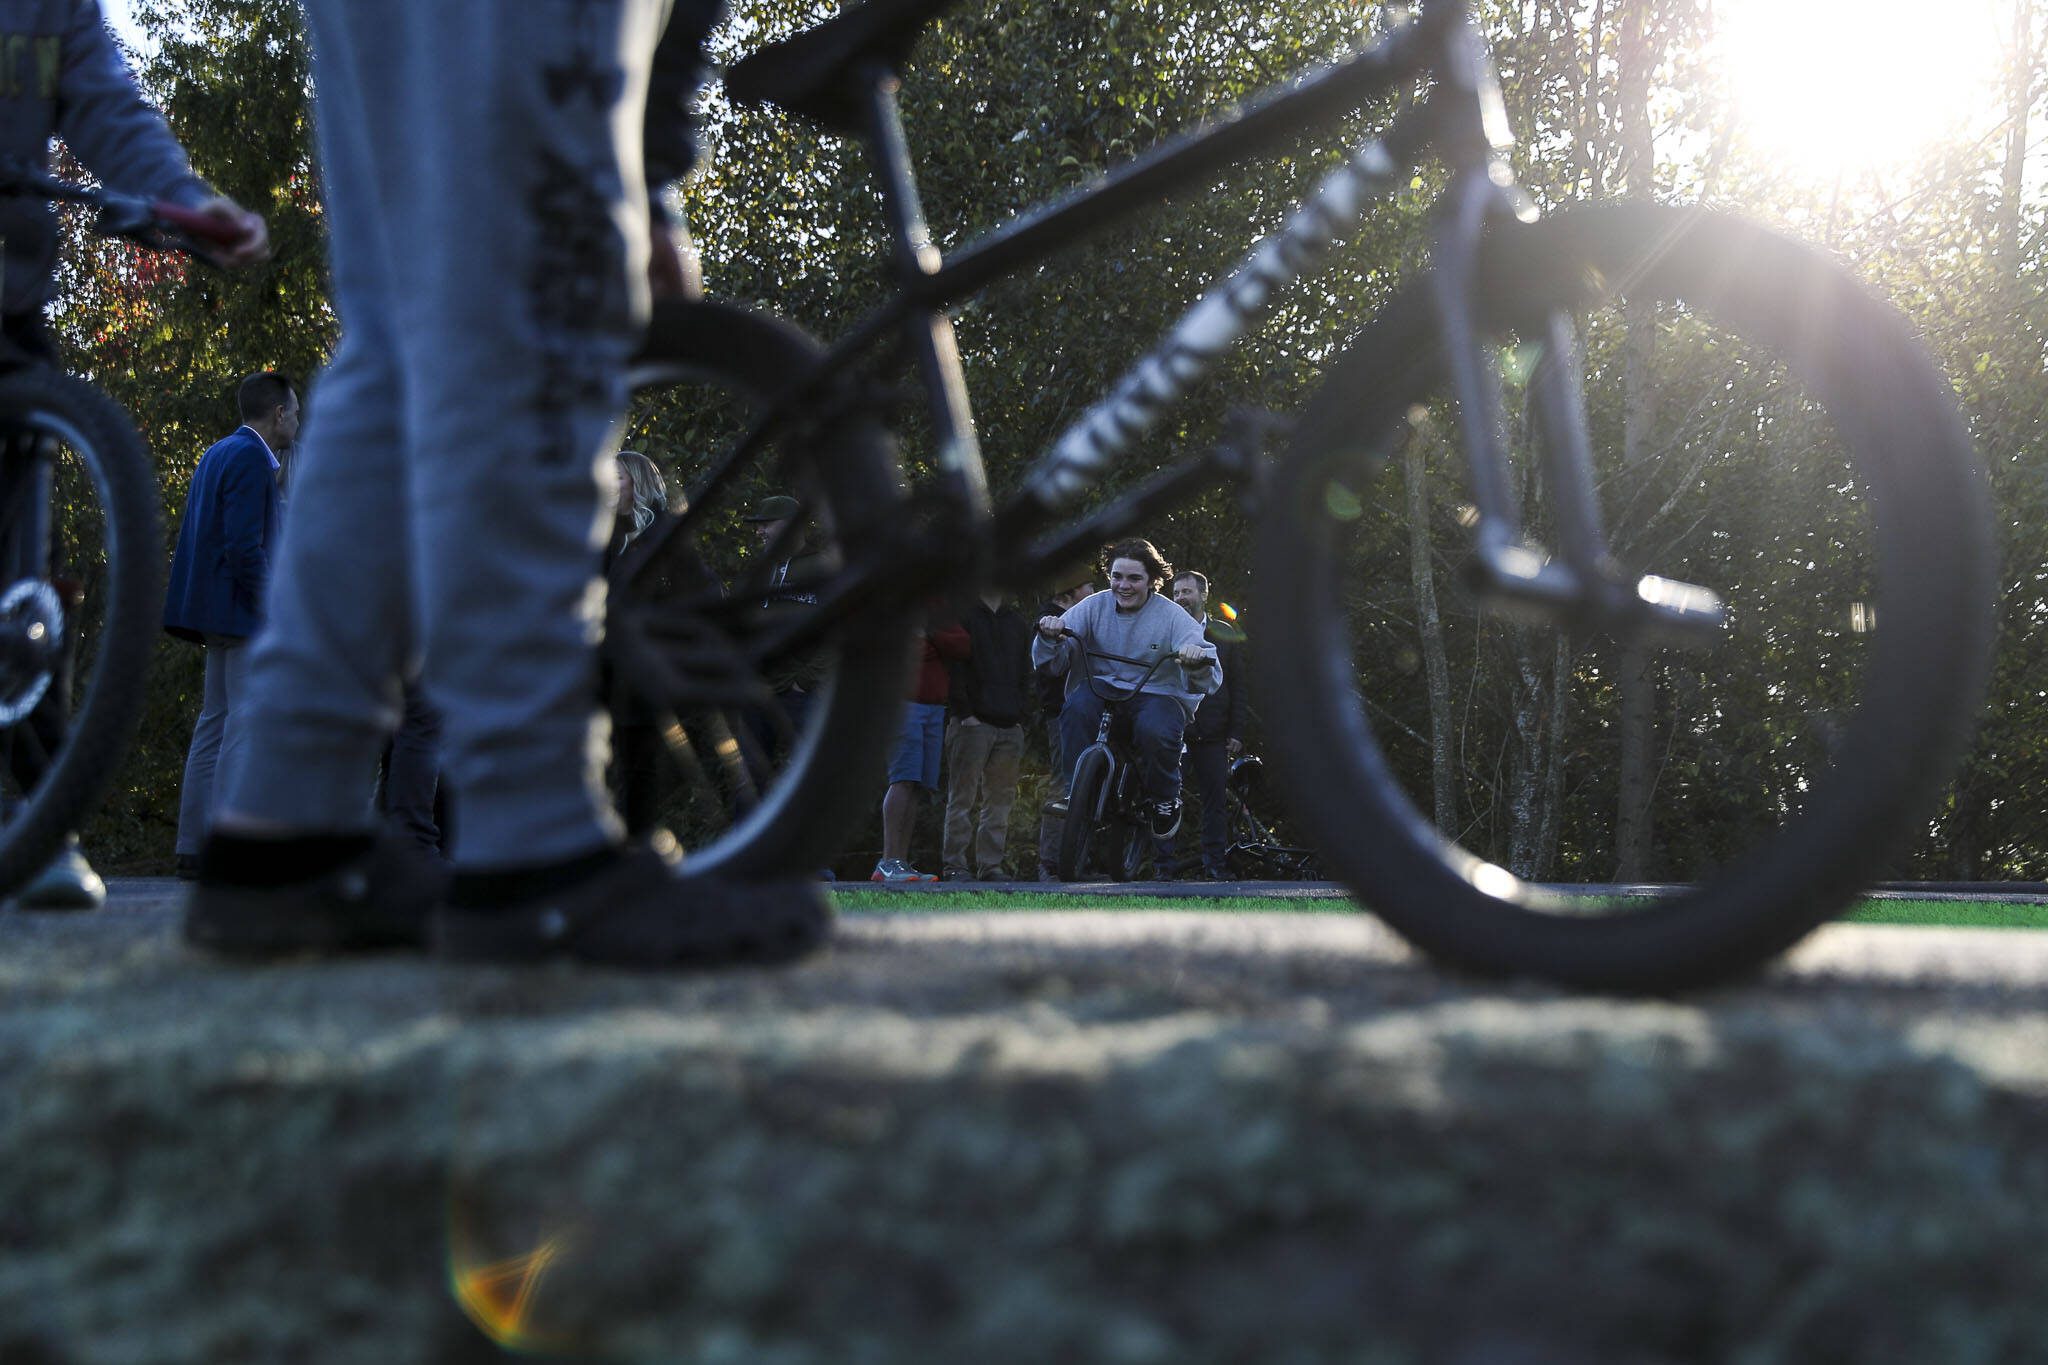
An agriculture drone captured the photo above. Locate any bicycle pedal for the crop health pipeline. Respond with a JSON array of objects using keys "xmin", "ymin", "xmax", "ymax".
[
  {"xmin": 1463, "ymin": 542, "xmax": 1584, "ymax": 617},
  {"xmin": 1626, "ymin": 574, "xmax": 1726, "ymax": 645}
]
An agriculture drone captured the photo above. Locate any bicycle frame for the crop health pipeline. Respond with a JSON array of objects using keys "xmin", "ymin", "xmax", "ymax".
[{"xmin": 648, "ymin": 0, "xmax": 1717, "ymax": 663}]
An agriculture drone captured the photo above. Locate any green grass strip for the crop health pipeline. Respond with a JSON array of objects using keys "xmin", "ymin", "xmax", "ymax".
[
  {"xmin": 834, "ymin": 889, "xmax": 1356, "ymax": 913},
  {"xmin": 1844, "ymin": 898, "xmax": 2048, "ymax": 929},
  {"xmin": 836, "ymin": 889, "xmax": 2048, "ymax": 929}
]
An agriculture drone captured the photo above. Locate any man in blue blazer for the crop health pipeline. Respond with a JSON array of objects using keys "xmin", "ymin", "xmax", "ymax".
[{"xmin": 164, "ymin": 372, "xmax": 300, "ymax": 873}]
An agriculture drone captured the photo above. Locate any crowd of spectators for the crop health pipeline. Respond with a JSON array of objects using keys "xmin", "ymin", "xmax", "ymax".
[{"xmin": 871, "ymin": 536, "xmax": 1247, "ymax": 884}]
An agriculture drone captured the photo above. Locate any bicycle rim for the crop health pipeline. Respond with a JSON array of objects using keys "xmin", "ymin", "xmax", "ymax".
[
  {"xmin": 1256, "ymin": 203, "xmax": 1991, "ymax": 989},
  {"xmin": 0, "ymin": 368, "xmax": 160, "ymax": 896},
  {"xmin": 610, "ymin": 301, "xmax": 912, "ymax": 877}
]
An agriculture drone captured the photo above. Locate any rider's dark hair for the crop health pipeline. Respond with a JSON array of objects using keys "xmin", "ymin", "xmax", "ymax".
[
  {"xmin": 1100, "ymin": 538, "xmax": 1172, "ymax": 590},
  {"xmin": 1172, "ymin": 569, "xmax": 1209, "ymax": 597},
  {"xmin": 237, "ymin": 371, "xmax": 296, "ymax": 423}
]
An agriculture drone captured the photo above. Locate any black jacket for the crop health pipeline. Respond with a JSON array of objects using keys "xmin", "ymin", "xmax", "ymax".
[
  {"xmin": 949, "ymin": 600, "xmax": 1034, "ymax": 727},
  {"xmin": 1186, "ymin": 618, "xmax": 1246, "ymax": 745}
]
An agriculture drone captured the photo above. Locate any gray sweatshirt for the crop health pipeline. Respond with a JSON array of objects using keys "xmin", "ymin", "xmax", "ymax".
[
  {"xmin": 0, "ymin": 1, "xmax": 210, "ymax": 316},
  {"xmin": 1032, "ymin": 589, "xmax": 1220, "ymax": 717}
]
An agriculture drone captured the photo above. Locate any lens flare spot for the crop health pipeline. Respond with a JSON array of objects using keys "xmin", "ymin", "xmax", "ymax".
[
  {"xmin": 451, "ymin": 1233, "xmax": 571, "ymax": 1352},
  {"xmin": 1470, "ymin": 861, "xmax": 1521, "ymax": 899},
  {"xmin": 1324, "ymin": 482, "xmax": 1363, "ymax": 522}
]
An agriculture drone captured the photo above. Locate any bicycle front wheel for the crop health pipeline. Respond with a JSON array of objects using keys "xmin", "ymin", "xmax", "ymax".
[
  {"xmin": 1256, "ymin": 203, "xmax": 1992, "ymax": 990},
  {"xmin": 1058, "ymin": 748, "xmax": 1111, "ymax": 882},
  {"xmin": 0, "ymin": 366, "xmax": 161, "ymax": 897},
  {"xmin": 609, "ymin": 301, "xmax": 913, "ymax": 877}
]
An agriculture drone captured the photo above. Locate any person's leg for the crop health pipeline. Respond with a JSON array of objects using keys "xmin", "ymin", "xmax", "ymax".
[
  {"xmin": 614, "ymin": 722, "xmax": 666, "ymax": 837},
  {"xmin": 1188, "ymin": 740, "xmax": 1232, "ymax": 877},
  {"xmin": 1131, "ymin": 696, "xmax": 1189, "ymax": 804},
  {"xmin": 1037, "ymin": 714, "xmax": 1065, "ymax": 878},
  {"xmin": 975, "ymin": 724, "xmax": 1023, "ymax": 877},
  {"xmin": 876, "ymin": 704, "xmax": 929, "ymax": 877},
  {"xmin": 174, "ymin": 644, "xmax": 230, "ymax": 858},
  {"xmin": 880, "ymin": 781, "xmax": 919, "ymax": 862},
  {"xmin": 211, "ymin": 0, "xmax": 422, "ymax": 837},
  {"xmin": 940, "ymin": 717, "xmax": 990, "ymax": 877},
  {"xmin": 194, "ymin": 0, "xmax": 828, "ymax": 963},
  {"xmin": 394, "ymin": 3, "xmax": 681, "ymax": 869},
  {"xmin": 382, "ymin": 681, "xmax": 442, "ymax": 852}
]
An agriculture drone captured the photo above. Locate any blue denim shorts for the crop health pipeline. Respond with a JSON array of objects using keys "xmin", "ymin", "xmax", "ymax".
[{"xmin": 887, "ymin": 701, "xmax": 947, "ymax": 789}]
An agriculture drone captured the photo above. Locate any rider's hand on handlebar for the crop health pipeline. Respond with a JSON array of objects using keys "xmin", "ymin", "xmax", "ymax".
[
  {"xmin": 648, "ymin": 217, "xmax": 702, "ymax": 300},
  {"xmin": 1037, "ymin": 615, "xmax": 1066, "ymax": 640},
  {"xmin": 186, "ymin": 196, "xmax": 269, "ymax": 267},
  {"xmin": 1177, "ymin": 643, "xmax": 1212, "ymax": 666}
]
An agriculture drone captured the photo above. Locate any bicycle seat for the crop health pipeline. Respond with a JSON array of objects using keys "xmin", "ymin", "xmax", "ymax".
[{"xmin": 725, "ymin": 0, "xmax": 965, "ymax": 134}]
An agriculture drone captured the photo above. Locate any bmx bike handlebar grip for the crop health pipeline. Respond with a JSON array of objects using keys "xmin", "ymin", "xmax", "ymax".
[{"xmin": 150, "ymin": 201, "xmax": 246, "ymax": 246}]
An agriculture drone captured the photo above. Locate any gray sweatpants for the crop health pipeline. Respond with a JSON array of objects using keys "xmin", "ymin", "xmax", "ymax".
[{"xmin": 219, "ymin": 0, "xmax": 667, "ymax": 866}]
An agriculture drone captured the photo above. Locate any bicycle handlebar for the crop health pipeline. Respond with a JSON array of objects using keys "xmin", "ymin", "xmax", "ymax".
[
  {"xmin": 1051, "ymin": 627, "xmax": 1214, "ymax": 705},
  {"xmin": 0, "ymin": 158, "xmax": 242, "ymax": 256},
  {"xmin": 147, "ymin": 200, "xmax": 249, "ymax": 248}
]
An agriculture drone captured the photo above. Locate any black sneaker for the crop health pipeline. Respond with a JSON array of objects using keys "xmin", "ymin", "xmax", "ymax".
[
  {"xmin": 183, "ymin": 832, "xmax": 444, "ymax": 957},
  {"xmin": 433, "ymin": 843, "xmax": 831, "ymax": 967},
  {"xmin": 1149, "ymin": 799, "xmax": 1182, "ymax": 840}
]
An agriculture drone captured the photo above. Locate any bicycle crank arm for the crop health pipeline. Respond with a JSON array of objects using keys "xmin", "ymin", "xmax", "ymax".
[{"xmin": 1464, "ymin": 541, "xmax": 1725, "ymax": 647}]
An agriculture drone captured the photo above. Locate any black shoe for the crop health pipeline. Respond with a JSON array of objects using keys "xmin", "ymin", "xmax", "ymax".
[
  {"xmin": 183, "ymin": 832, "xmax": 444, "ymax": 957},
  {"xmin": 433, "ymin": 843, "xmax": 831, "ymax": 967},
  {"xmin": 1149, "ymin": 799, "xmax": 1182, "ymax": 840}
]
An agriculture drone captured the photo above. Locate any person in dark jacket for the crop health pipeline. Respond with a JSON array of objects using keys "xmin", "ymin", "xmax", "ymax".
[
  {"xmin": 1034, "ymin": 574, "xmax": 1095, "ymax": 879},
  {"xmin": 162, "ymin": 372, "xmax": 299, "ymax": 875},
  {"xmin": 1169, "ymin": 570, "xmax": 1246, "ymax": 879},
  {"xmin": 939, "ymin": 590, "xmax": 1032, "ymax": 880}
]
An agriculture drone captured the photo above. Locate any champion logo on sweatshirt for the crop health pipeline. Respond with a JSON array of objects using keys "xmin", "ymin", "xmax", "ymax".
[{"xmin": 0, "ymin": 35, "xmax": 60, "ymax": 102}]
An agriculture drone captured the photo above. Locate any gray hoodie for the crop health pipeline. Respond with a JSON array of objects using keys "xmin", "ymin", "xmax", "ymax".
[
  {"xmin": 0, "ymin": 1, "xmax": 208, "ymax": 315},
  {"xmin": 1032, "ymin": 588, "xmax": 1221, "ymax": 718}
]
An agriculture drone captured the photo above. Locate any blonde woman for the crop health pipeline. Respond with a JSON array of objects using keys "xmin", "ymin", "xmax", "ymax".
[{"xmin": 608, "ymin": 449, "xmax": 669, "ymax": 564}]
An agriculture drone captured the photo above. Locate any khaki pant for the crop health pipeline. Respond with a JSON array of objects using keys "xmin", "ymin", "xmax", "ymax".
[{"xmin": 941, "ymin": 717, "xmax": 1024, "ymax": 876}]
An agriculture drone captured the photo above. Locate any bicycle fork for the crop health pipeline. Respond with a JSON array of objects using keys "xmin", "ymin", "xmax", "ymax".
[{"xmin": 1434, "ymin": 180, "xmax": 1726, "ymax": 648}]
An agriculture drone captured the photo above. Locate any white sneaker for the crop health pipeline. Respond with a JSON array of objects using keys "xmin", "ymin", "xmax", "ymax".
[{"xmin": 16, "ymin": 838, "xmax": 106, "ymax": 911}]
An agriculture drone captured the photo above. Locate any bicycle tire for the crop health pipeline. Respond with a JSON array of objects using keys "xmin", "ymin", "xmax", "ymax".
[
  {"xmin": 611, "ymin": 300, "xmax": 912, "ymax": 877},
  {"xmin": 1108, "ymin": 814, "xmax": 1148, "ymax": 883},
  {"xmin": 0, "ymin": 366, "xmax": 161, "ymax": 897},
  {"xmin": 1256, "ymin": 203, "xmax": 1992, "ymax": 990},
  {"xmin": 1058, "ymin": 747, "xmax": 1111, "ymax": 882}
]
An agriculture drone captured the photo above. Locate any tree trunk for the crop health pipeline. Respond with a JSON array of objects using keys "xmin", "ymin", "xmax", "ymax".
[
  {"xmin": 1506, "ymin": 626, "xmax": 1548, "ymax": 876},
  {"xmin": 1535, "ymin": 634, "xmax": 1572, "ymax": 879},
  {"xmin": 1999, "ymin": 1, "xmax": 2036, "ymax": 274},
  {"xmin": 1611, "ymin": 0, "xmax": 1660, "ymax": 881},
  {"xmin": 1402, "ymin": 429, "xmax": 1457, "ymax": 837}
]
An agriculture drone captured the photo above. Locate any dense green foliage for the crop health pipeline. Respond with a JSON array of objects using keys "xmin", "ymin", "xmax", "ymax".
[{"xmin": 50, "ymin": 0, "xmax": 2048, "ymax": 879}]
